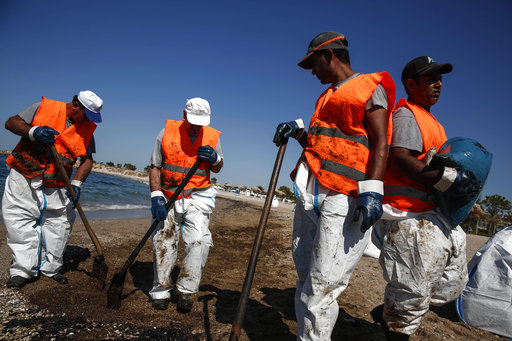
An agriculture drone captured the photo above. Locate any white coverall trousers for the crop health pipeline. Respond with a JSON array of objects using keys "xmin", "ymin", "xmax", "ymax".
[
  {"xmin": 373, "ymin": 211, "xmax": 468, "ymax": 335},
  {"xmin": 293, "ymin": 191, "xmax": 371, "ymax": 341},
  {"xmin": 2, "ymin": 168, "xmax": 76, "ymax": 279},
  {"xmin": 149, "ymin": 191, "xmax": 215, "ymax": 300}
]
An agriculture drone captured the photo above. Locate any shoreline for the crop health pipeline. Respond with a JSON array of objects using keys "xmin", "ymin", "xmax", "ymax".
[
  {"xmin": 78, "ymin": 190, "xmax": 294, "ymax": 221},
  {"xmin": 42, "ymin": 189, "xmax": 294, "ymax": 223},
  {"xmin": 90, "ymin": 164, "xmax": 149, "ymax": 183}
]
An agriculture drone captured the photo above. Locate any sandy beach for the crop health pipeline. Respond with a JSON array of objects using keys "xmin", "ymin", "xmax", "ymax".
[
  {"xmin": 0, "ymin": 190, "xmax": 504, "ymax": 340},
  {"xmin": 90, "ymin": 163, "xmax": 150, "ymax": 183}
]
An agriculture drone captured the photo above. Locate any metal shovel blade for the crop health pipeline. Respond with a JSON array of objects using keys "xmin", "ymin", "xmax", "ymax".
[
  {"xmin": 106, "ymin": 270, "xmax": 127, "ymax": 309},
  {"xmin": 92, "ymin": 255, "xmax": 109, "ymax": 290}
]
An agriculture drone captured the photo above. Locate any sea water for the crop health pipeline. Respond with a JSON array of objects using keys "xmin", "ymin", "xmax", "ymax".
[{"xmin": 0, "ymin": 154, "xmax": 152, "ymax": 221}]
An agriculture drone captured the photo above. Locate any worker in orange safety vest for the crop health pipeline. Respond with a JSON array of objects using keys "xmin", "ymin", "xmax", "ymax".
[
  {"xmin": 273, "ymin": 31, "xmax": 396, "ymax": 341},
  {"xmin": 148, "ymin": 97, "xmax": 224, "ymax": 313},
  {"xmin": 372, "ymin": 56, "xmax": 479, "ymax": 340},
  {"xmin": 3, "ymin": 90, "xmax": 103, "ymax": 289}
]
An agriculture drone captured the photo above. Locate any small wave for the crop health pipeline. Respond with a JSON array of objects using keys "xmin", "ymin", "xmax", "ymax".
[{"xmin": 82, "ymin": 204, "xmax": 151, "ymax": 211}]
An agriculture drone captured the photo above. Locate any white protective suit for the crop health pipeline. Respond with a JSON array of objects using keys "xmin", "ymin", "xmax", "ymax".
[
  {"xmin": 2, "ymin": 167, "xmax": 75, "ymax": 279},
  {"xmin": 372, "ymin": 205, "xmax": 468, "ymax": 335},
  {"xmin": 456, "ymin": 226, "xmax": 512, "ymax": 338},
  {"xmin": 292, "ymin": 162, "xmax": 371, "ymax": 341},
  {"xmin": 149, "ymin": 187, "xmax": 216, "ymax": 300}
]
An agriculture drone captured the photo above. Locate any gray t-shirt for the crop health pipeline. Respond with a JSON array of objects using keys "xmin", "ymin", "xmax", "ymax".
[
  {"xmin": 18, "ymin": 102, "xmax": 96, "ymax": 155},
  {"xmin": 150, "ymin": 126, "xmax": 224, "ymax": 168},
  {"xmin": 390, "ymin": 106, "xmax": 423, "ymax": 153}
]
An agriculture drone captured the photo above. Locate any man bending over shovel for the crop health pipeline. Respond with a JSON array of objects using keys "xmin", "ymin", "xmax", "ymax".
[
  {"xmin": 3, "ymin": 90, "xmax": 103, "ymax": 289},
  {"xmin": 149, "ymin": 97, "xmax": 224, "ymax": 312}
]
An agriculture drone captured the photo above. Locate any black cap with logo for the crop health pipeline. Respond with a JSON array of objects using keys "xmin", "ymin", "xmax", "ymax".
[{"xmin": 401, "ymin": 56, "xmax": 453, "ymax": 86}]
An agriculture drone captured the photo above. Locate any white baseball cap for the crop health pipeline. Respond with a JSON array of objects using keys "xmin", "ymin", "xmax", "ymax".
[
  {"xmin": 184, "ymin": 97, "xmax": 210, "ymax": 126},
  {"xmin": 78, "ymin": 90, "xmax": 103, "ymax": 123}
]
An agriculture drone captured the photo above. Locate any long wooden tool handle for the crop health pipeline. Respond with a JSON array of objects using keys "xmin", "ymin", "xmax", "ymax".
[
  {"xmin": 50, "ymin": 145, "xmax": 104, "ymax": 257},
  {"xmin": 114, "ymin": 159, "xmax": 202, "ymax": 280},
  {"xmin": 229, "ymin": 142, "xmax": 287, "ymax": 341}
]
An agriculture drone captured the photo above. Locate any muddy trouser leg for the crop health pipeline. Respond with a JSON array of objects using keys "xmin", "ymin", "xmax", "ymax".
[
  {"xmin": 380, "ymin": 216, "xmax": 457, "ymax": 335},
  {"xmin": 292, "ymin": 201, "xmax": 319, "ymax": 339},
  {"xmin": 293, "ymin": 193, "xmax": 370, "ymax": 341},
  {"xmin": 430, "ymin": 225, "xmax": 468, "ymax": 305},
  {"xmin": 150, "ymin": 208, "xmax": 180, "ymax": 300},
  {"xmin": 39, "ymin": 187, "xmax": 75, "ymax": 277},
  {"xmin": 175, "ymin": 205, "xmax": 212, "ymax": 295},
  {"xmin": 2, "ymin": 169, "xmax": 41, "ymax": 279}
]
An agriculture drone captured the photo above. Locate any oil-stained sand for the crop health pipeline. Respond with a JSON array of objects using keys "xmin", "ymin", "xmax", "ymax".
[{"xmin": 0, "ymin": 191, "xmax": 504, "ymax": 340}]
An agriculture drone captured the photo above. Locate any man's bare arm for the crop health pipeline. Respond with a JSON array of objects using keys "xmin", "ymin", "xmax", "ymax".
[
  {"xmin": 365, "ymin": 107, "xmax": 389, "ymax": 180},
  {"xmin": 5, "ymin": 115, "xmax": 31, "ymax": 137}
]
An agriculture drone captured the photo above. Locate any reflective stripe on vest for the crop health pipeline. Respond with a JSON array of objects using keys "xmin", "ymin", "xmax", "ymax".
[
  {"xmin": 9, "ymin": 147, "xmax": 48, "ymax": 174},
  {"xmin": 383, "ymin": 99, "xmax": 447, "ymax": 212},
  {"xmin": 6, "ymin": 97, "xmax": 96, "ymax": 188},
  {"xmin": 160, "ymin": 120, "xmax": 221, "ymax": 199},
  {"xmin": 384, "ymin": 185, "xmax": 433, "ymax": 202},
  {"xmin": 308, "ymin": 126, "xmax": 371, "ymax": 150},
  {"xmin": 42, "ymin": 153, "xmax": 76, "ymax": 183},
  {"xmin": 301, "ymin": 72, "xmax": 396, "ymax": 196},
  {"xmin": 319, "ymin": 158, "xmax": 367, "ymax": 182},
  {"xmin": 161, "ymin": 163, "xmax": 209, "ymax": 177}
]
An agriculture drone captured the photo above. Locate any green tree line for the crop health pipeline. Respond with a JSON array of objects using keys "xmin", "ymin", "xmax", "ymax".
[
  {"xmin": 462, "ymin": 194, "xmax": 511, "ymax": 236},
  {"xmin": 103, "ymin": 161, "xmax": 138, "ymax": 171}
]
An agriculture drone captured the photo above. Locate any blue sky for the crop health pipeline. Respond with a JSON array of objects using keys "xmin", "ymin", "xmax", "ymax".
[{"xmin": 1, "ymin": 0, "xmax": 511, "ymax": 201}]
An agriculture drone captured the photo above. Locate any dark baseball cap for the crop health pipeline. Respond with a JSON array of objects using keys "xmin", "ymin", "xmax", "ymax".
[
  {"xmin": 401, "ymin": 56, "xmax": 453, "ymax": 86},
  {"xmin": 298, "ymin": 31, "xmax": 348, "ymax": 69}
]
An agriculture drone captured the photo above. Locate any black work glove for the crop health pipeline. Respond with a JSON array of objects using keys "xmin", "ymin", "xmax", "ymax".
[
  {"xmin": 33, "ymin": 126, "xmax": 59, "ymax": 144},
  {"xmin": 273, "ymin": 121, "xmax": 300, "ymax": 147},
  {"xmin": 434, "ymin": 167, "xmax": 481, "ymax": 202}
]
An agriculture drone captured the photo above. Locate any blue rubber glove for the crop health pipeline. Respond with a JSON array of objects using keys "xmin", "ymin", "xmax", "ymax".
[
  {"xmin": 33, "ymin": 126, "xmax": 59, "ymax": 144},
  {"xmin": 434, "ymin": 167, "xmax": 482, "ymax": 202},
  {"xmin": 273, "ymin": 120, "xmax": 300, "ymax": 147},
  {"xmin": 198, "ymin": 145, "xmax": 218, "ymax": 164},
  {"xmin": 354, "ymin": 180, "xmax": 384, "ymax": 233},
  {"xmin": 66, "ymin": 185, "xmax": 81, "ymax": 209},
  {"xmin": 151, "ymin": 194, "xmax": 167, "ymax": 222}
]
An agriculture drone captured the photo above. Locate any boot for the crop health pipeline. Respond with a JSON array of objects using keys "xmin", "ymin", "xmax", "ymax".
[
  {"xmin": 6, "ymin": 276, "xmax": 26, "ymax": 289},
  {"xmin": 387, "ymin": 331, "xmax": 410, "ymax": 340},
  {"xmin": 370, "ymin": 305, "xmax": 410, "ymax": 341},
  {"xmin": 51, "ymin": 273, "xmax": 68, "ymax": 284},
  {"xmin": 152, "ymin": 299, "xmax": 170, "ymax": 311},
  {"xmin": 178, "ymin": 294, "xmax": 193, "ymax": 312}
]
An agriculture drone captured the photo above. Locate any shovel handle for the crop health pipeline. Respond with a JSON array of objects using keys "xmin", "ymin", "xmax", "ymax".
[
  {"xmin": 229, "ymin": 142, "xmax": 287, "ymax": 341},
  {"xmin": 113, "ymin": 158, "xmax": 202, "ymax": 281},
  {"xmin": 50, "ymin": 145, "xmax": 104, "ymax": 257}
]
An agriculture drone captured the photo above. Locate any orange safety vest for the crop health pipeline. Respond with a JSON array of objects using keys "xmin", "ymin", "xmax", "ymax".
[
  {"xmin": 297, "ymin": 72, "xmax": 396, "ymax": 197},
  {"xmin": 6, "ymin": 97, "xmax": 96, "ymax": 188},
  {"xmin": 160, "ymin": 120, "xmax": 221, "ymax": 199},
  {"xmin": 383, "ymin": 98, "xmax": 447, "ymax": 212}
]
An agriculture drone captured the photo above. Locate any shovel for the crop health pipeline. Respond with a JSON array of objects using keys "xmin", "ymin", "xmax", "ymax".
[
  {"xmin": 50, "ymin": 145, "xmax": 108, "ymax": 290},
  {"xmin": 229, "ymin": 142, "xmax": 287, "ymax": 341},
  {"xmin": 106, "ymin": 159, "xmax": 201, "ymax": 309}
]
